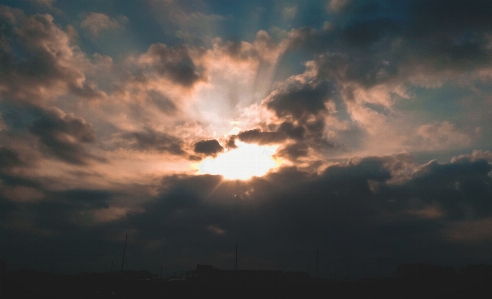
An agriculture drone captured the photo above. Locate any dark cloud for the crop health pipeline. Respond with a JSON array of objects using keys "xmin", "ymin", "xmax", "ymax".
[
  {"xmin": 0, "ymin": 171, "xmax": 43, "ymax": 190},
  {"xmin": 340, "ymin": 17, "xmax": 401, "ymax": 48},
  {"xmin": 384, "ymin": 157, "xmax": 492, "ymax": 220},
  {"xmin": 1, "ymin": 153, "xmax": 492, "ymax": 276},
  {"xmin": 27, "ymin": 106, "xmax": 100, "ymax": 165},
  {"xmin": 125, "ymin": 129, "xmax": 185, "ymax": 155},
  {"xmin": 259, "ymin": 73, "xmax": 340, "ymax": 160},
  {"xmin": 314, "ymin": 49, "xmax": 399, "ymax": 89},
  {"xmin": 409, "ymin": 0, "xmax": 492, "ymax": 34},
  {"xmin": 0, "ymin": 7, "xmax": 106, "ymax": 103},
  {"xmin": 236, "ymin": 122, "xmax": 305, "ymax": 146},
  {"xmin": 224, "ymin": 40, "xmax": 256, "ymax": 60},
  {"xmin": 232, "ymin": 122, "xmax": 305, "ymax": 148},
  {"xmin": 225, "ymin": 135, "xmax": 237, "ymax": 149},
  {"xmin": 399, "ymin": 6, "xmax": 492, "ymax": 80},
  {"xmin": 194, "ymin": 139, "xmax": 223, "ymax": 157},
  {"xmin": 140, "ymin": 43, "xmax": 205, "ymax": 87},
  {"xmin": 0, "ymin": 171, "xmax": 44, "ymax": 222},
  {"xmin": 147, "ymin": 90, "xmax": 177, "ymax": 114},
  {"xmin": 258, "ymin": 0, "xmax": 492, "ymax": 159},
  {"xmin": 0, "ymin": 147, "xmax": 23, "ymax": 169},
  {"xmin": 50, "ymin": 189, "xmax": 113, "ymax": 210},
  {"xmin": 1, "ymin": 102, "xmax": 101, "ymax": 165},
  {"xmin": 237, "ymin": 129, "xmax": 286, "ymax": 145},
  {"xmin": 279, "ymin": 121, "xmax": 305, "ymax": 140},
  {"xmin": 266, "ymin": 80, "xmax": 332, "ymax": 120},
  {"xmin": 282, "ymin": 0, "xmax": 492, "ymax": 90},
  {"xmin": 114, "ymin": 154, "xmax": 492, "ymax": 275},
  {"xmin": 276, "ymin": 142, "xmax": 309, "ymax": 161}
]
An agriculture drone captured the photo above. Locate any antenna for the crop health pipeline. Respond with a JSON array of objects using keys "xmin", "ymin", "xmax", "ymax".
[
  {"xmin": 121, "ymin": 234, "xmax": 127, "ymax": 273},
  {"xmin": 235, "ymin": 243, "xmax": 238, "ymax": 270}
]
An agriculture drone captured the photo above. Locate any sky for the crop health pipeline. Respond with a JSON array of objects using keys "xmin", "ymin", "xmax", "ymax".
[{"xmin": 1, "ymin": 0, "xmax": 492, "ymax": 279}]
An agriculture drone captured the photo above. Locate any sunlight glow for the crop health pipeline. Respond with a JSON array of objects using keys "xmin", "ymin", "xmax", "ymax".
[{"xmin": 197, "ymin": 141, "xmax": 279, "ymax": 180}]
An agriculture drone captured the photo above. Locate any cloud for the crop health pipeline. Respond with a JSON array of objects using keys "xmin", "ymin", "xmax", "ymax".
[
  {"xmin": 137, "ymin": 43, "xmax": 205, "ymax": 88},
  {"xmin": 148, "ymin": 0, "xmax": 225, "ymax": 44},
  {"xmin": 282, "ymin": 6, "xmax": 297, "ymax": 20},
  {"xmin": 1, "ymin": 185, "xmax": 44, "ymax": 203},
  {"xmin": 283, "ymin": 0, "xmax": 492, "ymax": 97},
  {"xmin": 26, "ymin": 106, "xmax": 101, "ymax": 165},
  {"xmin": 250, "ymin": 65, "xmax": 340, "ymax": 162},
  {"xmin": 51, "ymin": 189, "xmax": 112, "ymax": 209},
  {"xmin": 1, "ymin": 151, "xmax": 492, "ymax": 275},
  {"xmin": 194, "ymin": 139, "xmax": 223, "ymax": 157},
  {"xmin": 265, "ymin": 76, "xmax": 332, "ymax": 121},
  {"xmin": 327, "ymin": 0, "xmax": 351, "ymax": 13},
  {"xmin": 445, "ymin": 218, "xmax": 492, "ymax": 243},
  {"xmin": 81, "ymin": 12, "xmax": 127, "ymax": 36},
  {"xmin": 234, "ymin": 122, "xmax": 305, "ymax": 146},
  {"xmin": 0, "ymin": 147, "xmax": 23, "ymax": 169},
  {"xmin": 114, "ymin": 153, "xmax": 492, "ymax": 273},
  {"xmin": 183, "ymin": 30, "xmax": 283, "ymax": 135},
  {"xmin": 271, "ymin": 0, "xmax": 492, "ymax": 157},
  {"xmin": 0, "ymin": 185, "xmax": 121, "ymax": 240},
  {"xmin": 0, "ymin": 7, "xmax": 106, "ymax": 104},
  {"xmin": 1, "ymin": 1, "xmax": 492, "ymax": 276},
  {"xmin": 122, "ymin": 129, "xmax": 186, "ymax": 156},
  {"xmin": 451, "ymin": 150, "xmax": 492, "ymax": 165},
  {"xmin": 207, "ymin": 224, "xmax": 226, "ymax": 235},
  {"xmin": 216, "ymin": 30, "xmax": 281, "ymax": 64},
  {"xmin": 415, "ymin": 121, "xmax": 472, "ymax": 151},
  {"xmin": 402, "ymin": 157, "xmax": 492, "ymax": 220},
  {"xmin": 146, "ymin": 90, "xmax": 178, "ymax": 114},
  {"xmin": 276, "ymin": 142, "xmax": 309, "ymax": 161},
  {"xmin": 237, "ymin": 129, "xmax": 287, "ymax": 145}
]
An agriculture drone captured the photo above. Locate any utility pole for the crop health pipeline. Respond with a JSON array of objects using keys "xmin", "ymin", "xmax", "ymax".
[
  {"xmin": 121, "ymin": 234, "xmax": 127, "ymax": 273},
  {"xmin": 49, "ymin": 259, "xmax": 54, "ymax": 274},
  {"xmin": 111, "ymin": 261, "xmax": 113, "ymax": 273},
  {"xmin": 380, "ymin": 256, "xmax": 382, "ymax": 279},
  {"xmin": 316, "ymin": 248, "xmax": 319, "ymax": 279},
  {"xmin": 235, "ymin": 243, "xmax": 238, "ymax": 270}
]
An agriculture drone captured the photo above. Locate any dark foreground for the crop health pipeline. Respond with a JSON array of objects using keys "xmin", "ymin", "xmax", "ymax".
[{"xmin": 1, "ymin": 263, "xmax": 492, "ymax": 298}]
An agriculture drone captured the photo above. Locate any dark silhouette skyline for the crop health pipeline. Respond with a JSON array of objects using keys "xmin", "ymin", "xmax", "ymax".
[{"xmin": 2, "ymin": 258, "xmax": 492, "ymax": 298}]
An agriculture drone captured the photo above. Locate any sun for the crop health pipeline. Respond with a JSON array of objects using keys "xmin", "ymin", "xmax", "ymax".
[{"xmin": 197, "ymin": 141, "xmax": 279, "ymax": 180}]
